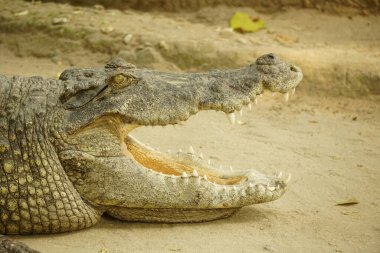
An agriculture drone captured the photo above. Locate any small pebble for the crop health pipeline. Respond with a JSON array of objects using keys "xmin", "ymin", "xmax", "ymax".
[
  {"xmin": 14, "ymin": 10, "xmax": 29, "ymax": 16},
  {"xmin": 263, "ymin": 245, "xmax": 275, "ymax": 252},
  {"xmin": 123, "ymin": 34, "xmax": 133, "ymax": 44},
  {"xmin": 101, "ymin": 26, "xmax": 114, "ymax": 34},
  {"xmin": 94, "ymin": 4, "xmax": 105, "ymax": 11},
  {"xmin": 158, "ymin": 40, "xmax": 169, "ymax": 50},
  {"xmin": 52, "ymin": 17, "xmax": 68, "ymax": 25}
]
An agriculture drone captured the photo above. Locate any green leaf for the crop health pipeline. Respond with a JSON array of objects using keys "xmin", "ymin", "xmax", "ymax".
[{"xmin": 229, "ymin": 12, "xmax": 265, "ymax": 33}]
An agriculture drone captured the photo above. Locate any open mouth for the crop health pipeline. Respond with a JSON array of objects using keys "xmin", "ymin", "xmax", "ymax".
[{"xmin": 72, "ymin": 92, "xmax": 292, "ymax": 191}]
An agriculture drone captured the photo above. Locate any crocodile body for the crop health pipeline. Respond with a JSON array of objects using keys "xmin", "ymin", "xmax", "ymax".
[{"xmin": 0, "ymin": 54, "xmax": 302, "ymax": 251}]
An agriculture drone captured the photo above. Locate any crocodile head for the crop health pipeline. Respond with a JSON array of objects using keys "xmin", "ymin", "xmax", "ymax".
[{"xmin": 57, "ymin": 53, "xmax": 303, "ymax": 222}]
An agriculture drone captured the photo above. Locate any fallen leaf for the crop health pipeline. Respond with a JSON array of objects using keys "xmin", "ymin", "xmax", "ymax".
[
  {"xmin": 336, "ymin": 198, "xmax": 359, "ymax": 206},
  {"xmin": 229, "ymin": 12, "xmax": 265, "ymax": 33}
]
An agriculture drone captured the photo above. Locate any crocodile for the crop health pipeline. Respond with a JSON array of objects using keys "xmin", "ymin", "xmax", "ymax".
[{"xmin": 0, "ymin": 53, "xmax": 302, "ymax": 251}]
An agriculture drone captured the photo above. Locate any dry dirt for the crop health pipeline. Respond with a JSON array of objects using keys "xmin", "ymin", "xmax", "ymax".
[{"xmin": 1, "ymin": 1, "xmax": 380, "ymax": 253}]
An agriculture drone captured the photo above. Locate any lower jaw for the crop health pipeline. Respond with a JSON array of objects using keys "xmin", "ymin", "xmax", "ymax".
[{"xmin": 106, "ymin": 206, "xmax": 240, "ymax": 223}]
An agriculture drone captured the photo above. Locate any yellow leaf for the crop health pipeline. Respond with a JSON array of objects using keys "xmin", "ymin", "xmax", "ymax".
[{"xmin": 229, "ymin": 12, "xmax": 265, "ymax": 33}]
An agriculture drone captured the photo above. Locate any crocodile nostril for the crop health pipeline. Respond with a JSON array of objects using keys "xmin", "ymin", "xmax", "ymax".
[
  {"xmin": 290, "ymin": 66, "xmax": 298, "ymax": 72},
  {"xmin": 267, "ymin": 54, "xmax": 275, "ymax": 59}
]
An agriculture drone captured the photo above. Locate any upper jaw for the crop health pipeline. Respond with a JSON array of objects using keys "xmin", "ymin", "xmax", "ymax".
[
  {"xmin": 63, "ymin": 56, "xmax": 303, "ymax": 132},
  {"xmin": 63, "ymin": 66, "xmax": 265, "ymax": 132}
]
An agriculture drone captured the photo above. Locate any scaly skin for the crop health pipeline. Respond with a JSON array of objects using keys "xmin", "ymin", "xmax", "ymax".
[{"xmin": 0, "ymin": 54, "xmax": 302, "ymax": 250}]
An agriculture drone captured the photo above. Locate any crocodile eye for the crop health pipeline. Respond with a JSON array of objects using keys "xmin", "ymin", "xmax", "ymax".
[{"xmin": 109, "ymin": 73, "xmax": 138, "ymax": 89}]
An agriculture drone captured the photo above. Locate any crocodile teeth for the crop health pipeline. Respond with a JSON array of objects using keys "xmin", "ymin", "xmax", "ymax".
[
  {"xmin": 189, "ymin": 145, "xmax": 195, "ymax": 154},
  {"xmin": 276, "ymin": 171, "xmax": 283, "ymax": 178},
  {"xmin": 248, "ymin": 103, "xmax": 252, "ymax": 110},
  {"xmin": 291, "ymin": 87, "xmax": 296, "ymax": 94},
  {"xmin": 226, "ymin": 112, "xmax": 236, "ymax": 125},
  {"xmin": 203, "ymin": 175, "xmax": 208, "ymax": 180},
  {"xmin": 207, "ymin": 159, "xmax": 211, "ymax": 165},
  {"xmin": 284, "ymin": 92, "xmax": 289, "ymax": 102},
  {"xmin": 254, "ymin": 97, "xmax": 258, "ymax": 104},
  {"xmin": 199, "ymin": 152, "xmax": 203, "ymax": 159},
  {"xmin": 239, "ymin": 109, "xmax": 243, "ymax": 116},
  {"xmin": 192, "ymin": 169, "xmax": 199, "ymax": 177},
  {"xmin": 229, "ymin": 166, "xmax": 234, "ymax": 172},
  {"xmin": 285, "ymin": 173, "xmax": 292, "ymax": 183},
  {"xmin": 181, "ymin": 172, "xmax": 188, "ymax": 178}
]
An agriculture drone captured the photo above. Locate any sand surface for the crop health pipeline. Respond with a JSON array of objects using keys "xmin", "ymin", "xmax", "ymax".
[{"xmin": 1, "ymin": 1, "xmax": 380, "ymax": 252}]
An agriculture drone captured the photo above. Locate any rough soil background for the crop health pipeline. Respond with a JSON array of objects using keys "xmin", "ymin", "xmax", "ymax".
[{"xmin": 1, "ymin": 1, "xmax": 380, "ymax": 252}]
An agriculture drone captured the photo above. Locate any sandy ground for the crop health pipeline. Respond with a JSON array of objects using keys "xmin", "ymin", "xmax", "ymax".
[{"xmin": 1, "ymin": 1, "xmax": 380, "ymax": 253}]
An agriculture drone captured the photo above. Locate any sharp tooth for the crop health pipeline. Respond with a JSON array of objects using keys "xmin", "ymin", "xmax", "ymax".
[
  {"xmin": 223, "ymin": 186, "xmax": 227, "ymax": 191},
  {"xmin": 249, "ymin": 182, "xmax": 254, "ymax": 188},
  {"xmin": 248, "ymin": 103, "xmax": 252, "ymax": 110},
  {"xmin": 291, "ymin": 87, "xmax": 296, "ymax": 94},
  {"xmin": 254, "ymin": 98, "xmax": 258, "ymax": 104},
  {"xmin": 199, "ymin": 152, "xmax": 204, "ymax": 159},
  {"xmin": 167, "ymin": 149, "xmax": 171, "ymax": 154},
  {"xmin": 276, "ymin": 171, "xmax": 283, "ymax": 178},
  {"xmin": 268, "ymin": 186, "xmax": 276, "ymax": 191},
  {"xmin": 192, "ymin": 169, "xmax": 199, "ymax": 177},
  {"xmin": 229, "ymin": 166, "xmax": 234, "ymax": 172},
  {"xmin": 181, "ymin": 172, "xmax": 188, "ymax": 178},
  {"xmin": 207, "ymin": 159, "xmax": 211, "ymax": 165},
  {"xmin": 189, "ymin": 145, "xmax": 195, "ymax": 154},
  {"xmin": 178, "ymin": 148, "xmax": 182, "ymax": 153},
  {"xmin": 284, "ymin": 92, "xmax": 289, "ymax": 102},
  {"xmin": 259, "ymin": 94, "xmax": 263, "ymax": 98},
  {"xmin": 219, "ymin": 165, "xmax": 223, "ymax": 170},
  {"xmin": 204, "ymin": 175, "xmax": 208, "ymax": 180},
  {"xmin": 239, "ymin": 109, "xmax": 243, "ymax": 116},
  {"xmin": 233, "ymin": 186, "xmax": 237, "ymax": 191},
  {"xmin": 171, "ymin": 174, "xmax": 176, "ymax": 182},
  {"xmin": 285, "ymin": 173, "xmax": 292, "ymax": 183},
  {"xmin": 226, "ymin": 112, "xmax": 236, "ymax": 125}
]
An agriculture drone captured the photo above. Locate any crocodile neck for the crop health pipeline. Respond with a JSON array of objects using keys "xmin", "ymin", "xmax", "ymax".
[{"xmin": 0, "ymin": 76, "xmax": 101, "ymax": 234}]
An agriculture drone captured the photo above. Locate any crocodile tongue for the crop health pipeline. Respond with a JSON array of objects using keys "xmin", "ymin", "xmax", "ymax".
[{"xmin": 124, "ymin": 134, "xmax": 246, "ymax": 185}]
